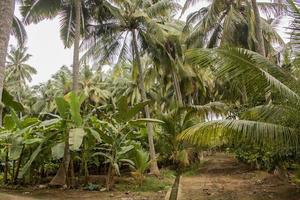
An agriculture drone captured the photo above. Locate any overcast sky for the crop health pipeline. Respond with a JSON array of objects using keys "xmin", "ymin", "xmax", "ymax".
[{"xmin": 9, "ymin": 0, "xmax": 286, "ymax": 86}]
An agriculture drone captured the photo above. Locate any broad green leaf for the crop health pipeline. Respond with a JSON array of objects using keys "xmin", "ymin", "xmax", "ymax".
[
  {"xmin": 87, "ymin": 128, "xmax": 102, "ymax": 143},
  {"xmin": 119, "ymin": 145, "xmax": 134, "ymax": 155},
  {"xmin": 115, "ymin": 96, "xmax": 151, "ymax": 123},
  {"xmin": 23, "ymin": 138, "xmax": 42, "ymax": 145},
  {"xmin": 2, "ymin": 89, "xmax": 23, "ymax": 112},
  {"xmin": 116, "ymin": 96, "xmax": 128, "ymax": 114},
  {"xmin": 40, "ymin": 118, "xmax": 61, "ymax": 127},
  {"xmin": 55, "ymin": 97, "xmax": 69, "ymax": 119},
  {"xmin": 20, "ymin": 117, "xmax": 39, "ymax": 128},
  {"xmin": 69, "ymin": 128, "xmax": 86, "ymax": 151},
  {"xmin": 18, "ymin": 144, "xmax": 42, "ymax": 178},
  {"xmin": 3, "ymin": 115, "xmax": 15, "ymax": 130},
  {"xmin": 51, "ymin": 142, "xmax": 65, "ymax": 160},
  {"xmin": 8, "ymin": 137, "xmax": 23, "ymax": 160},
  {"xmin": 65, "ymin": 92, "xmax": 86, "ymax": 126},
  {"xmin": 11, "ymin": 110, "xmax": 21, "ymax": 128}
]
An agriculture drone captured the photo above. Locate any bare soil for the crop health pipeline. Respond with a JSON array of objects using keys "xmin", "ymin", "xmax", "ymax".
[
  {"xmin": 179, "ymin": 153, "xmax": 300, "ymax": 200},
  {"xmin": 0, "ymin": 189, "xmax": 166, "ymax": 200}
]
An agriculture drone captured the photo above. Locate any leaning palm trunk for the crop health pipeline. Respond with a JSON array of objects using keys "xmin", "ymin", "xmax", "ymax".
[
  {"xmin": 251, "ymin": 0, "xmax": 265, "ymax": 56},
  {"xmin": 0, "ymin": 0, "xmax": 15, "ymax": 126},
  {"xmin": 132, "ymin": 30, "xmax": 160, "ymax": 175}
]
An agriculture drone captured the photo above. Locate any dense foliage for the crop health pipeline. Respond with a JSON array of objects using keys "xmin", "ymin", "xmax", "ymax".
[{"xmin": 0, "ymin": 0, "xmax": 300, "ymax": 191}]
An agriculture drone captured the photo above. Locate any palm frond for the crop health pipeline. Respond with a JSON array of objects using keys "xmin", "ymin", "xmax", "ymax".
[
  {"xmin": 179, "ymin": 119, "xmax": 299, "ymax": 147},
  {"xmin": 186, "ymin": 48, "xmax": 300, "ymax": 102},
  {"xmin": 258, "ymin": 2, "xmax": 287, "ymax": 18},
  {"xmin": 241, "ymin": 104, "xmax": 300, "ymax": 127},
  {"xmin": 21, "ymin": 0, "xmax": 61, "ymax": 24},
  {"xmin": 187, "ymin": 101, "xmax": 228, "ymax": 120},
  {"xmin": 12, "ymin": 16, "xmax": 27, "ymax": 46}
]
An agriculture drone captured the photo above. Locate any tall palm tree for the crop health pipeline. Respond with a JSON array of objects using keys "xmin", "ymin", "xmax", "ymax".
[
  {"xmin": 183, "ymin": 0, "xmax": 285, "ymax": 56},
  {"xmin": 5, "ymin": 45, "xmax": 37, "ymax": 103},
  {"xmin": 81, "ymin": 0, "xmax": 181, "ymax": 175},
  {"xmin": 21, "ymin": 0, "xmax": 97, "ymax": 185},
  {"xmin": 0, "ymin": 0, "xmax": 16, "ymax": 125},
  {"xmin": 21, "ymin": 0, "xmax": 86, "ymax": 91}
]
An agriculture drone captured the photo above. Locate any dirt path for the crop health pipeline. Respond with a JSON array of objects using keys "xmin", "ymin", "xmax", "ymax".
[
  {"xmin": 0, "ymin": 189, "xmax": 166, "ymax": 200},
  {"xmin": 179, "ymin": 153, "xmax": 300, "ymax": 200}
]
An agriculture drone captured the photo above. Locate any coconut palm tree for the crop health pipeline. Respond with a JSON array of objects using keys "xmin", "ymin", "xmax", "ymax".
[
  {"xmin": 21, "ymin": 0, "xmax": 82, "ymax": 91},
  {"xmin": 182, "ymin": 0, "xmax": 286, "ymax": 56},
  {"xmin": 20, "ymin": 0, "xmax": 87, "ymax": 184},
  {"xmin": 5, "ymin": 45, "xmax": 37, "ymax": 104},
  {"xmin": 81, "ymin": 0, "xmax": 181, "ymax": 175}
]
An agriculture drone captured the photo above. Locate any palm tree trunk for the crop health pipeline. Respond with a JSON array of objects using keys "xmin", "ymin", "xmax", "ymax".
[
  {"xmin": 132, "ymin": 30, "xmax": 160, "ymax": 175},
  {"xmin": 72, "ymin": 0, "xmax": 81, "ymax": 92},
  {"xmin": 50, "ymin": 0, "xmax": 82, "ymax": 187},
  {"xmin": 171, "ymin": 69, "xmax": 183, "ymax": 106},
  {"xmin": 251, "ymin": 0, "xmax": 265, "ymax": 56},
  {"xmin": 0, "ymin": 0, "xmax": 15, "ymax": 126},
  {"xmin": 69, "ymin": 0, "xmax": 81, "ymax": 187}
]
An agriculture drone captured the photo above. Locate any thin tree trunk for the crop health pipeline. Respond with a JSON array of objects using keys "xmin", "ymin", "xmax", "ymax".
[
  {"xmin": 72, "ymin": 0, "xmax": 81, "ymax": 92},
  {"xmin": 69, "ymin": 155, "xmax": 75, "ymax": 188},
  {"xmin": 0, "ymin": 0, "xmax": 15, "ymax": 126},
  {"xmin": 13, "ymin": 145, "xmax": 24, "ymax": 183},
  {"xmin": 18, "ymin": 74, "xmax": 22, "ymax": 118},
  {"xmin": 3, "ymin": 148, "xmax": 9, "ymax": 184},
  {"xmin": 83, "ymin": 139, "xmax": 89, "ymax": 185},
  {"xmin": 69, "ymin": 1, "xmax": 81, "ymax": 187},
  {"xmin": 106, "ymin": 163, "xmax": 113, "ymax": 191},
  {"xmin": 50, "ymin": 0, "xmax": 82, "ymax": 187},
  {"xmin": 132, "ymin": 30, "xmax": 160, "ymax": 175},
  {"xmin": 171, "ymin": 69, "xmax": 183, "ymax": 106},
  {"xmin": 50, "ymin": 131, "xmax": 70, "ymax": 186},
  {"xmin": 251, "ymin": 0, "xmax": 265, "ymax": 56}
]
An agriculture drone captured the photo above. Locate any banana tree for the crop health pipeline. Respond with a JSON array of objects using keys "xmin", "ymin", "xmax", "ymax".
[
  {"xmin": 92, "ymin": 96, "xmax": 164, "ymax": 191},
  {"xmin": 48, "ymin": 91, "xmax": 102, "ymax": 187},
  {"xmin": 48, "ymin": 91, "xmax": 86, "ymax": 187},
  {"xmin": 0, "ymin": 110, "xmax": 39, "ymax": 184}
]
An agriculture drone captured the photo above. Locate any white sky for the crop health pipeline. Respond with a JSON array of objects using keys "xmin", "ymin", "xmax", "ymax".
[
  {"xmin": 10, "ymin": 7, "xmax": 74, "ymax": 86},
  {"xmin": 9, "ymin": 0, "xmax": 287, "ymax": 86}
]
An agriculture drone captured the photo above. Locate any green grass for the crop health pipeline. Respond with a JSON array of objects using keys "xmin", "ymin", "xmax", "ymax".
[
  {"xmin": 160, "ymin": 169, "xmax": 176, "ymax": 179},
  {"xmin": 181, "ymin": 161, "xmax": 208, "ymax": 177},
  {"xmin": 115, "ymin": 169, "xmax": 175, "ymax": 192}
]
